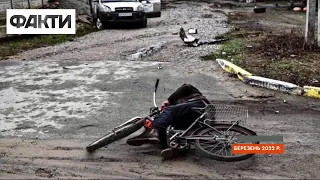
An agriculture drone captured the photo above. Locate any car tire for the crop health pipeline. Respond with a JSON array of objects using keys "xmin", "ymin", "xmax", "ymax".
[{"xmin": 140, "ymin": 16, "xmax": 147, "ymax": 28}]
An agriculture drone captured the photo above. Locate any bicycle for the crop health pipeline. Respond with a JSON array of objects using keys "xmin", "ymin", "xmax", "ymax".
[{"xmin": 86, "ymin": 79, "xmax": 259, "ymax": 162}]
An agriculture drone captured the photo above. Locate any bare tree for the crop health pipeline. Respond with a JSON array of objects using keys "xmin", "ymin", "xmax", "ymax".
[{"xmin": 27, "ymin": 0, "xmax": 31, "ymax": 8}]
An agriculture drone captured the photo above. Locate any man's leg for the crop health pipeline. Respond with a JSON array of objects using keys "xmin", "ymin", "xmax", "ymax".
[
  {"xmin": 156, "ymin": 100, "xmax": 205, "ymax": 129},
  {"xmin": 152, "ymin": 100, "xmax": 205, "ymax": 129},
  {"xmin": 126, "ymin": 106, "xmax": 174, "ymax": 146},
  {"xmin": 126, "ymin": 100, "xmax": 206, "ymax": 158},
  {"xmin": 126, "ymin": 102, "xmax": 195, "ymax": 146},
  {"xmin": 154, "ymin": 101, "xmax": 206, "ymax": 159}
]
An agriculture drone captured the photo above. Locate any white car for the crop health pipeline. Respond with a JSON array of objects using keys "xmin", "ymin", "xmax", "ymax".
[
  {"xmin": 143, "ymin": 0, "xmax": 161, "ymax": 18},
  {"xmin": 89, "ymin": 0, "xmax": 161, "ymax": 29}
]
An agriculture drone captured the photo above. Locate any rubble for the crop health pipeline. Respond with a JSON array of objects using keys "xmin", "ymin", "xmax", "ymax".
[
  {"xmin": 59, "ymin": 0, "xmax": 91, "ymax": 16},
  {"xmin": 76, "ymin": 15, "xmax": 92, "ymax": 25},
  {"xmin": 188, "ymin": 28, "xmax": 198, "ymax": 34},
  {"xmin": 39, "ymin": 0, "xmax": 60, "ymax": 9},
  {"xmin": 253, "ymin": 6, "xmax": 266, "ymax": 13},
  {"xmin": 179, "ymin": 27, "xmax": 228, "ymax": 47},
  {"xmin": 127, "ymin": 41, "xmax": 167, "ymax": 61}
]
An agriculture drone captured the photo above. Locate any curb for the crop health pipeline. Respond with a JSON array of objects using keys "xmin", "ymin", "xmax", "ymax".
[
  {"xmin": 216, "ymin": 59, "xmax": 252, "ymax": 82},
  {"xmin": 216, "ymin": 58, "xmax": 320, "ymax": 99}
]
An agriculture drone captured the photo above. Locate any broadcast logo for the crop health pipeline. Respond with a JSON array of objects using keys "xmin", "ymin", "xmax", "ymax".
[{"xmin": 6, "ymin": 9, "xmax": 76, "ymax": 35}]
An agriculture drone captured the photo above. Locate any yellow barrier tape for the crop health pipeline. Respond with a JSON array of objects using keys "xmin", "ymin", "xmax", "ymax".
[{"xmin": 216, "ymin": 59, "xmax": 252, "ymax": 81}]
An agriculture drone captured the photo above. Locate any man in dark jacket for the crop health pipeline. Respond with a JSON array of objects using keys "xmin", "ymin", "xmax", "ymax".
[{"xmin": 126, "ymin": 83, "xmax": 210, "ymax": 158}]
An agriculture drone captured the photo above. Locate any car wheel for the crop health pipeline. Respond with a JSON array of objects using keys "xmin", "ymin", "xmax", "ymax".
[
  {"xmin": 95, "ymin": 17, "xmax": 105, "ymax": 30},
  {"xmin": 140, "ymin": 16, "xmax": 147, "ymax": 28}
]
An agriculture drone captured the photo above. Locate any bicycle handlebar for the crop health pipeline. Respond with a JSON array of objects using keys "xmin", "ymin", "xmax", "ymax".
[
  {"xmin": 149, "ymin": 109, "xmax": 160, "ymax": 117},
  {"xmin": 155, "ymin": 79, "xmax": 159, "ymax": 93},
  {"xmin": 153, "ymin": 79, "xmax": 159, "ymax": 108}
]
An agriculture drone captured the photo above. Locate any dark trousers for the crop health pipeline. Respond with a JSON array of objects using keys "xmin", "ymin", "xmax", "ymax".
[{"xmin": 152, "ymin": 100, "xmax": 206, "ymax": 130}]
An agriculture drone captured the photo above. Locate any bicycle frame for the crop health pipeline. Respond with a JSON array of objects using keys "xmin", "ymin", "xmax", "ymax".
[{"xmin": 168, "ymin": 107, "xmax": 242, "ymax": 143}]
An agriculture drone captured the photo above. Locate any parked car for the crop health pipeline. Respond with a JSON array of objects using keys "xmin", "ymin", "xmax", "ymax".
[{"xmin": 89, "ymin": 0, "xmax": 161, "ymax": 29}]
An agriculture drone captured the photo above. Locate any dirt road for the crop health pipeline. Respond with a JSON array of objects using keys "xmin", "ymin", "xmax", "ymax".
[
  {"xmin": 1, "ymin": 1, "xmax": 320, "ymax": 179},
  {"xmin": 1, "ymin": 100, "xmax": 320, "ymax": 179}
]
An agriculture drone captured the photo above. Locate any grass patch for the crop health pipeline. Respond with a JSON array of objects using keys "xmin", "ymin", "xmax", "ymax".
[
  {"xmin": 201, "ymin": 37, "xmax": 246, "ymax": 66},
  {"xmin": 202, "ymin": 7, "xmax": 320, "ymax": 87},
  {"xmin": 0, "ymin": 24, "xmax": 97, "ymax": 60}
]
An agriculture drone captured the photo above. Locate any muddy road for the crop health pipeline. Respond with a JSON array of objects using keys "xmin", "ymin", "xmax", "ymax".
[{"xmin": 1, "ymin": 1, "xmax": 320, "ymax": 179}]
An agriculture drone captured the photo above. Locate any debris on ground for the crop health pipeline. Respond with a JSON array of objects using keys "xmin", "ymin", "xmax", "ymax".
[
  {"xmin": 302, "ymin": 86, "xmax": 320, "ymax": 99},
  {"xmin": 253, "ymin": 6, "xmax": 266, "ymax": 13},
  {"xmin": 76, "ymin": 15, "xmax": 92, "ymax": 25},
  {"xmin": 248, "ymin": 94, "xmax": 275, "ymax": 99},
  {"xmin": 188, "ymin": 28, "xmax": 198, "ymax": 34},
  {"xmin": 205, "ymin": 7, "xmax": 320, "ymax": 88},
  {"xmin": 39, "ymin": 0, "xmax": 61, "ymax": 9},
  {"xmin": 293, "ymin": 7, "xmax": 302, "ymax": 12},
  {"xmin": 179, "ymin": 27, "xmax": 228, "ymax": 47},
  {"xmin": 60, "ymin": 0, "xmax": 92, "ymax": 16},
  {"xmin": 127, "ymin": 42, "xmax": 167, "ymax": 61}
]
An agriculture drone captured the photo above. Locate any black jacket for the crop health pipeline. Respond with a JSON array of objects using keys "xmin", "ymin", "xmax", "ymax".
[{"xmin": 168, "ymin": 84, "xmax": 209, "ymax": 105}]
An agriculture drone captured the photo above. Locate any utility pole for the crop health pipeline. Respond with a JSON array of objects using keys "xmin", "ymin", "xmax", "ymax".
[
  {"xmin": 27, "ymin": 0, "xmax": 31, "ymax": 9},
  {"xmin": 305, "ymin": 0, "xmax": 317, "ymax": 48},
  {"xmin": 318, "ymin": 0, "xmax": 320, "ymax": 46}
]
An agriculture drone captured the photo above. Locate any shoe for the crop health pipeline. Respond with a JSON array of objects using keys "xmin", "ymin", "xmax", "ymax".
[
  {"xmin": 126, "ymin": 128, "xmax": 160, "ymax": 146},
  {"xmin": 161, "ymin": 146, "xmax": 190, "ymax": 160},
  {"xmin": 160, "ymin": 148, "xmax": 175, "ymax": 159}
]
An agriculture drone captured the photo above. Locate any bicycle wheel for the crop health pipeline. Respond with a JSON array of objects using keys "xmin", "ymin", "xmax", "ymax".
[
  {"xmin": 86, "ymin": 118, "xmax": 145, "ymax": 153},
  {"xmin": 194, "ymin": 124, "xmax": 259, "ymax": 162}
]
